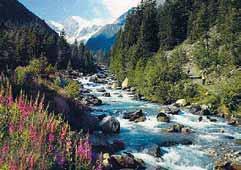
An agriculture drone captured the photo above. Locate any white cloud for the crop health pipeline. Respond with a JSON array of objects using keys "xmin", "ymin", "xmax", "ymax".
[{"xmin": 102, "ymin": 0, "xmax": 141, "ymax": 20}]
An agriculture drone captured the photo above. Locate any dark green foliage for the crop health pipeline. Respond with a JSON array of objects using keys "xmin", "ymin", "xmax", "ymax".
[
  {"xmin": 110, "ymin": 0, "xmax": 241, "ymax": 105},
  {"xmin": 64, "ymin": 80, "xmax": 81, "ymax": 98},
  {"xmin": 0, "ymin": 0, "xmax": 96, "ymax": 73},
  {"xmin": 135, "ymin": 53, "xmax": 186, "ymax": 103},
  {"xmin": 159, "ymin": 0, "xmax": 192, "ymax": 49},
  {"xmin": 69, "ymin": 41, "xmax": 96, "ymax": 73}
]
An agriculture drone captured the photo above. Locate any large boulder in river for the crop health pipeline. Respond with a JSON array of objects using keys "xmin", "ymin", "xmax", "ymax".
[
  {"xmin": 80, "ymin": 94, "xmax": 102, "ymax": 106},
  {"xmin": 123, "ymin": 109, "xmax": 146, "ymax": 123},
  {"xmin": 157, "ymin": 112, "xmax": 170, "ymax": 123},
  {"xmin": 122, "ymin": 77, "xmax": 129, "ymax": 89},
  {"xmin": 167, "ymin": 124, "xmax": 184, "ymax": 133},
  {"xmin": 161, "ymin": 106, "xmax": 180, "ymax": 115},
  {"xmin": 189, "ymin": 104, "xmax": 214, "ymax": 116},
  {"xmin": 99, "ymin": 116, "xmax": 120, "ymax": 134},
  {"xmin": 166, "ymin": 124, "xmax": 191, "ymax": 134},
  {"xmin": 175, "ymin": 99, "xmax": 188, "ymax": 107},
  {"xmin": 108, "ymin": 153, "xmax": 145, "ymax": 169}
]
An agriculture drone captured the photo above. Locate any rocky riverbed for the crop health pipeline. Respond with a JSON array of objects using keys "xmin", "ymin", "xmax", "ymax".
[{"xmin": 76, "ymin": 68, "xmax": 241, "ymax": 170}]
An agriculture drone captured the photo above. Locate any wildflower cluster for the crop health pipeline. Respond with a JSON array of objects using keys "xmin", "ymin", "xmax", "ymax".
[{"xmin": 0, "ymin": 85, "xmax": 101, "ymax": 170}]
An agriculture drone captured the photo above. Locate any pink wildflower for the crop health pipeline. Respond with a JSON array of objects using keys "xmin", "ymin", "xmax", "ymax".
[
  {"xmin": 0, "ymin": 158, "xmax": 3, "ymax": 166},
  {"xmin": 9, "ymin": 161, "xmax": 17, "ymax": 170},
  {"xmin": 95, "ymin": 161, "xmax": 103, "ymax": 170},
  {"xmin": 61, "ymin": 126, "xmax": 67, "ymax": 140},
  {"xmin": 8, "ymin": 123, "xmax": 15, "ymax": 134},
  {"xmin": 27, "ymin": 155, "xmax": 35, "ymax": 170},
  {"xmin": 76, "ymin": 139, "xmax": 92, "ymax": 161},
  {"xmin": 29, "ymin": 125, "xmax": 37, "ymax": 141},
  {"xmin": 18, "ymin": 122, "xmax": 24, "ymax": 133},
  {"xmin": 48, "ymin": 133, "xmax": 55, "ymax": 143},
  {"xmin": 48, "ymin": 144, "xmax": 54, "ymax": 152},
  {"xmin": 47, "ymin": 120, "xmax": 57, "ymax": 133},
  {"xmin": 1, "ymin": 144, "xmax": 9, "ymax": 154},
  {"xmin": 6, "ymin": 96, "xmax": 13, "ymax": 107},
  {"xmin": 17, "ymin": 99, "xmax": 33, "ymax": 119}
]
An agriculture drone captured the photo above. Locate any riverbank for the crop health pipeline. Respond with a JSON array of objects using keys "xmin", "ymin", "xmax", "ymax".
[{"xmin": 76, "ymin": 66, "xmax": 241, "ymax": 170}]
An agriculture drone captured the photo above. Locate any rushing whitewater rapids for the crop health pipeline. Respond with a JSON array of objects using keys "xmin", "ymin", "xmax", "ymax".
[{"xmin": 77, "ymin": 74, "xmax": 241, "ymax": 170}]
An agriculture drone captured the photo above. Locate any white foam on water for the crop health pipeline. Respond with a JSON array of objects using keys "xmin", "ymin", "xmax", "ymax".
[
  {"xmin": 117, "ymin": 116, "xmax": 165, "ymax": 133},
  {"xmin": 133, "ymin": 145, "xmax": 211, "ymax": 170},
  {"xmin": 171, "ymin": 112, "xmax": 227, "ymax": 130},
  {"xmin": 100, "ymin": 93, "xmax": 138, "ymax": 104},
  {"xmin": 117, "ymin": 117, "xmax": 135, "ymax": 129},
  {"xmin": 132, "ymin": 153, "xmax": 161, "ymax": 169},
  {"xmin": 160, "ymin": 145, "xmax": 212, "ymax": 170},
  {"xmin": 198, "ymin": 134, "xmax": 220, "ymax": 141},
  {"xmin": 136, "ymin": 116, "xmax": 164, "ymax": 131}
]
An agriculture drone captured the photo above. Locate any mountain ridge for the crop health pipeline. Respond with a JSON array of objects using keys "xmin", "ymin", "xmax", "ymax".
[
  {"xmin": 47, "ymin": 16, "xmax": 107, "ymax": 44},
  {"xmin": 86, "ymin": 10, "xmax": 130, "ymax": 52}
]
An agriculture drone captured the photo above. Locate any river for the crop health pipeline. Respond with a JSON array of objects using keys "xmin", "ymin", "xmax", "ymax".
[{"xmin": 77, "ymin": 72, "xmax": 241, "ymax": 170}]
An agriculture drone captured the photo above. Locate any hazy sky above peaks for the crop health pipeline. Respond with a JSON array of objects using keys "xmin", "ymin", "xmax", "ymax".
[{"xmin": 18, "ymin": 0, "xmax": 141, "ymax": 22}]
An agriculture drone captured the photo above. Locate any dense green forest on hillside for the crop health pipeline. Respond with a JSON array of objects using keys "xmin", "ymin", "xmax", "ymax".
[
  {"xmin": 0, "ymin": 0, "xmax": 95, "ymax": 73},
  {"xmin": 0, "ymin": 27, "xmax": 95, "ymax": 73},
  {"xmin": 110, "ymin": 0, "xmax": 241, "ymax": 116},
  {"xmin": 0, "ymin": 1, "xmax": 100, "ymax": 169}
]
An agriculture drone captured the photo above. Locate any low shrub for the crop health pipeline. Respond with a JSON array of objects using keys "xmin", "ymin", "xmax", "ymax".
[
  {"xmin": 15, "ymin": 66, "xmax": 29, "ymax": 84},
  {"xmin": 64, "ymin": 80, "xmax": 80, "ymax": 98}
]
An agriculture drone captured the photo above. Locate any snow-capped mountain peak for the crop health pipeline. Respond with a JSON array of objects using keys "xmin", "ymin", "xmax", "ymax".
[{"xmin": 47, "ymin": 17, "xmax": 107, "ymax": 44}]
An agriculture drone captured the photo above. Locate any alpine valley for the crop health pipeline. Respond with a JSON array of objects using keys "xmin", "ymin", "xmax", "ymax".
[{"xmin": 0, "ymin": 0, "xmax": 241, "ymax": 170}]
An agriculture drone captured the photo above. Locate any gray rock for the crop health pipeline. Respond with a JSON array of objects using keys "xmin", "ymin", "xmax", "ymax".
[
  {"xmin": 80, "ymin": 94, "xmax": 102, "ymax": 106},
  {"xmin": 99, "ymin": 116, "xmax": 120, "ymax": 134},
  {"xmin": 167, "ymin": 124, "xmax": 185, "ymax": 133},
  {"xmin": 166, "ymin": 124, "xmax": 191, "ymax": 134},
  {"xmin": 102, "ymin": 92, "xmax": 111, "ymax": 97},
  {"xmin": 109, "ymin": 153, "xmax": 145, "ymax": 169},
  {"xmin": 123, "ymin": 109, "xmax": 146, "ymax": 123},
  {"xmin": 96, "ymin": 87, "xmax": 106, "ymax": 92},
  {"xmin": 161, "ymin": 106, "xmax": 180, "ymax": 115},
  {"xmin": 157, "ymin": 112, "xmax": 170, "ymax": 123}
]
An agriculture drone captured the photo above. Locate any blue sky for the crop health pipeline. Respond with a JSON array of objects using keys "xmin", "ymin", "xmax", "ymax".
[{"xmin": 18, "ymin": 0, "xmax": 141, "ymax": 22}]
